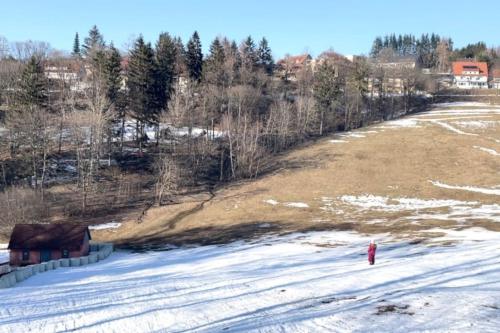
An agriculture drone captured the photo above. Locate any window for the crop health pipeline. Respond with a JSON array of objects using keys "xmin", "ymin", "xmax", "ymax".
[
  {"xmin": 22, "ymin": 250, "xmax": 29, "ymax": 261},
  {"xmin": 62, "ymin": 249, "xmax": 69, "ymax": 258}
]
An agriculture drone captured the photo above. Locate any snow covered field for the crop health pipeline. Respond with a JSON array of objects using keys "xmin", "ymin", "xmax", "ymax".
[
  {"xmin": 0, "ymin": 244, "xmax": 8, "ymax": 264},
  {"xmin": 1, "ymin": 230, "xmax": 499, "ymax": 333}
]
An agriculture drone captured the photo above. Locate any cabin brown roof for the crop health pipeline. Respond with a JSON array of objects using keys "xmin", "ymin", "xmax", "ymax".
[{"xmin": 8, "ymin": 224, "xmax": 91, "ymax": 251}]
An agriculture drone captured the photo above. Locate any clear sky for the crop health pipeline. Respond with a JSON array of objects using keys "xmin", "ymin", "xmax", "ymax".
[{"xmin": 1, "ymin": 0, "xmax": 499, "ymax": 58}]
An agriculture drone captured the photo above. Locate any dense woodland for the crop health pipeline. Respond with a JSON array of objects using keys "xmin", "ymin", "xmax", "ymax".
[
  {"xmin": 370, "ymin": 33, "xmax": 500, "ymax": 71},
  {"xmin": 0, "ymin": 27, "xmax": 493, "ymax": 236}
]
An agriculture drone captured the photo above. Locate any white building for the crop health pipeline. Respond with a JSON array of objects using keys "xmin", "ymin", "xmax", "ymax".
[{"xmin": 452, "ymin": 61, "xmax": 488, "ymax": 89}]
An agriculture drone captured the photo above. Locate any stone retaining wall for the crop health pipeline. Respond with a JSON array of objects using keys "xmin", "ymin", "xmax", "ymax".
[{"xmin": 0, "ymin": 243, "xmax": 113, "ymax": 289}]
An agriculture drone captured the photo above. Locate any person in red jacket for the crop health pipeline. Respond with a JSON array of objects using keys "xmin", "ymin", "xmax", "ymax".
[{"xmin": 368, "ymin": 240, "xmax": 377, "ymax": 265}]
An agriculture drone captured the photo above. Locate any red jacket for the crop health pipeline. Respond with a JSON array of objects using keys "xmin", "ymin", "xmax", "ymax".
[{"xmin": 368, "ymin": 243, "xmax": 377, "ymax": 257}]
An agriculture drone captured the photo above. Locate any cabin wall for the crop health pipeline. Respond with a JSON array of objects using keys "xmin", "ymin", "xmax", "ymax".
[{"xmin": 10, "ymin": 250, "xmax": 41, "ymax": 266}]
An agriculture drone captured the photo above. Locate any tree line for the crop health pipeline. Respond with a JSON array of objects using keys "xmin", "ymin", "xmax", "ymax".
[{"xmin": 0, "ymin": 26, "xmax": 427, "ymax": 235}]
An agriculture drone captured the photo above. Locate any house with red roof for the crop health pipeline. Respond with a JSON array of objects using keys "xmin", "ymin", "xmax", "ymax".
[{"xmin": 452, "ymin": 61, "xmax": 488, "ymax": 89}]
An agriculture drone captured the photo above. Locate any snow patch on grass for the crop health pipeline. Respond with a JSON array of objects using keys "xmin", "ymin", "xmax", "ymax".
[
  {"xmin": 284, "ymin": 202, "xmax": 309, "ymax": 208},
  {"xmin": 431, "ymin": 181, "xmax": 500, "ymax": 196},
  {"xmin": 474, "ymin": 146, "xmax": 500, "ymax": 156},
  {"xmin": 88, "ymin": 222, "xmax": 122, "ymax": 231},
  {"xmin": 340, "ymin": 194, "xmax": 500, "ymax": 222},
  {"xmin": 329, "ymin": 139, "xmax": 347, "ymax": 143},
  {"xmin": 340, "ymin": 195, "xmax": 474, "ymax": 212},
  {"xmin": 453, "ymin": 120, "xmax": 500, "ymax": 129},
  {"xmin": 430, "ymin": 121, "xmax": 478, "ymax": 136},
  {"xmin": 264, "ymin": 199, "xmax": 279, "ymax": 206}
]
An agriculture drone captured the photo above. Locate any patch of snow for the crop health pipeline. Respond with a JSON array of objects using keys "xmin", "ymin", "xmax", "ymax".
[
  {"xmin": 0, "ymin": 245, "xmax": 8, "ymax": 264},
  {"xmin": 284, "ymin": 202, "xmax": 309, "ymax": 208},
  {"xmin": 341, "ymin": 194, "xmax": 500, "ymax": 222},
  {"xmin": 473, "ymin": 146, "xmax": 500, "ymax": 156},
  {"xmin": 432, "ymin": 102, "xmax": 496, "ymax": 108},
  {"xmin": 1, "ymin": 230, "xmax": 500, "ymax": 332},
  {"xmin": 340, "ymin": 195, "xmax": 475, "ymax": 212},
  {"xmin": 431, "ymin": 181, "xmax": 500, "ymax": 196},
  {"xmin": 453, "ymin": 120, "xmax": 500, "ymax": 129},
  {"xmin": 338, "ymin": 133, "xmax": 366, "ymax": 138},
  {"xmin": 430, "ymin": 121, "xmax": 477, "ymax": 136},
  {"xmin": 329, "ymin": 139, "xmax": 347, "ymax": 143},
  {"xmin": 88, "ymin": 222, "xmax": 122, "ymax": 231},
  {"xmin": 379, "ymin": 118, "xmax": 421, "ymax": 128},
  {"xmin": 264, "ymin": 199, "xmax": 279, "ymax": 206}
]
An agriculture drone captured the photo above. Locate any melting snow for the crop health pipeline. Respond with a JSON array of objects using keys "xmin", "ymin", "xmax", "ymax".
[
  {"xmin": 0, "ymin": 244, "xmax": 8, "ymax": 263},
  {"xmin": 474, "ymin": 146, "xmax": 500, "ymax": 156},
  {"xmin": 431, "ymin": 181, "xmax": 500, "ymax": 196},
  {"xmin": 284, "ymin": 202, "xmax": 309, "ymax": 208},
  {"xmin": 340, "ymin": 195, "xmax": 476, "ymax": 212},
  {"xmin": 264, "ymin": 199, "xmax": 279, "ymax": 206},
  {"xmin": 329, "ymin": 139, "xmax": 347, "ymax": 143},
  {"xmin": 1, "ymin": 230, "xmax": 499, "ymax": 332},
  {"xmin": 88, "ymin": 222, "xmax": 122, "ymax": 231}
]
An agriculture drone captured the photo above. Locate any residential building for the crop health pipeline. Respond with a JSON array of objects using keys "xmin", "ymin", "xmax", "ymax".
[
  {"xmin": 8, "ymin": 224, "xmax": 91, "ymax": 266},
  {"xmin": 276, "ymin": 54, "xmax": 312, "ymax": 81},
  {"xmin": 452, "ymin": 61, "xmax": 488, "ymax": 89}
]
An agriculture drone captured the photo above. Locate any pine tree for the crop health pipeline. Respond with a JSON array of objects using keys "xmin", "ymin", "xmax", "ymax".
[
  {"xmin": 186, "ymin": 31, "xmax": 203, "ymax": 82},
  {"xmin": 204, "ymin": 38, "xmax": 226, "ymax": 85},
  {"xmin": 17, "ymin": 55, "xmax": 47, "ymax": 108},
  {"xmin": 155, "ymin": 32, "xmax": 177, "ymax": 109},
  {"xmin": 241, "ymin": 36, "xmax": 258, "ymax": 69},
  {"xmin": 82, "ymin": 25, "xmax": 105, "ymax": 56},
  {"xmin": 173, "ymin": 36, "xmax": 186, "ymax": 76},
  {"xmin": 313, "ymin": 62, "xmax": 342, "ymax": 136},
  {"xmin": 72, "ymin": 32, "xmax": 81, "ymax": 57},
  {"xmin": 127, "ymin": 36, "xmax": 160, "ymax": 129},
  {"xmin": 370, "ymin": 37, "xmax": 383, "ymax": 58},
  {"xmin": 257, "ymin": 37, "xmax": 274, "ymax": 75},
  {"xmin": 230, "ymin": 40, "xmax": 242, "ymax": 72},
  {"xmin": 104, "ymin": 44, "xmax": 122, "ymax": 105}
]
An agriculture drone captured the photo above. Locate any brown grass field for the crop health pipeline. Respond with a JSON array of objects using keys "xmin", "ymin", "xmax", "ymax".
[{"xmin": 86, "ymin": 102, "xmax": 500, "ymax": 247}]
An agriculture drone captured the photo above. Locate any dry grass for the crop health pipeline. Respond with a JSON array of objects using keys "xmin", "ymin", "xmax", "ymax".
[{"xmin": 80, "ymin": 103, "xmax": 500, "ymax": 246}]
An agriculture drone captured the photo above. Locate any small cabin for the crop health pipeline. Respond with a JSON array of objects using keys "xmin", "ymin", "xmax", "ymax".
[{"xmin": 8, "ymin": 224, "xmax": 91, "ymax": 266}]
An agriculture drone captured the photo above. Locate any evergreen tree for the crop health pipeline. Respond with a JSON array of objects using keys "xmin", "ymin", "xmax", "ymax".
[
  {"xmin": 370, "ymin": 37, "xmax": 383, "ymax": 58},
  {"xmin": 72, "ymin": 32, "xmax": 81, "ymax": 57},
  {"xmin": 173, "ymin": 36, "xmax": 186, "ymax": 76},
  {"xmin": 17, "ymin": 55, "xmax": 47, "ymax": 108},
  {"xmin": 257, "ymin": 37, "xmax": 274, "ymax": 75},
  {"xmin": 104, "ymin": 44, "xmax": 122, "ymax": 105},
  {"xmin": 241, "ymin": 36, "xmax": 258, "ymax": 69},
  {"xmin": 127, "ymin": 36, "xmax": 160, "ymax": 129},
  {"xmin": 204, "ymin": 37, "xmax": 226, "ymax": 85},
  {"xmin": 82, "ymin": 25, "xmax": 105, "ymax": 56},
  {"xmin": 186, "ymin": 31, "xmax": 203, "ymax": 82},
  {"xmin": 313, "ymin": 62, "xmax": 343, "ymax": 136},
  {"xmin": 231, "ymin": 40, "xmax": 242, "ymax": 72},
  {"xmin": 155, "ymin": 32, "xmax": 177, "ymax": 109}
]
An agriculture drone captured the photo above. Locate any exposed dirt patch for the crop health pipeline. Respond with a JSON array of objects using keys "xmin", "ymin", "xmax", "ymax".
[{"xmin": 375, "ymin": 304, "xmax": 414, "ymax": 316}]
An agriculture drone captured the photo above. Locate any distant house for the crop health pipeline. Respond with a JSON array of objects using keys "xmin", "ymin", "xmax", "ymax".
[
  {"xmin": 276, "ymin": 54, "xmax": 312, "ymax": 81},
  {"xmin": 492, "ymin": 68, "xmax": 500, "ymax": 89},
  {"xmin": 8, "ymin": 224, "xmax": 91, "ymax": 266},
  {"xmin": 368, "ymin": 56, "xmax": 418, "ymax": 94},
  {"xmin": 452, "ymin": 61, "xmax": 488, "ymax": 89}
]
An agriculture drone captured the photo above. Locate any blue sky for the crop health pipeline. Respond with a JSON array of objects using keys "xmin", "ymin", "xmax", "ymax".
[{"xmin": 1, "ymin": 0, "xmax": 499, "ymax": 58}]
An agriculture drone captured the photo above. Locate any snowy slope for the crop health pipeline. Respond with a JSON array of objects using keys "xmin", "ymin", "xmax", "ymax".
[
  {"xmin": 0, "ymin": 230, "xmax": 499, "ymax": 333},
  {"xmin": 0, "ymin": 244, "xmax": 8, "ymax": 264}
]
